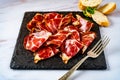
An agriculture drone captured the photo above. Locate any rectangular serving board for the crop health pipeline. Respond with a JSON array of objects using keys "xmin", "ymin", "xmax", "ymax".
[{"xmin": 10, "ymin": 11, "xmax": 107, "ymax": 70}]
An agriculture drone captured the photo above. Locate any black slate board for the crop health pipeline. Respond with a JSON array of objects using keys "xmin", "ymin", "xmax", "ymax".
[{"xmin": 10, "ymin": 12, "xmax": 107, "ymax": 70}]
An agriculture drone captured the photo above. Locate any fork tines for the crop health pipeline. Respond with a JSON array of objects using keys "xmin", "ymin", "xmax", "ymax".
[{"xmin": 91, "ymin": 36, "xmax": 110, "ymax": 55}]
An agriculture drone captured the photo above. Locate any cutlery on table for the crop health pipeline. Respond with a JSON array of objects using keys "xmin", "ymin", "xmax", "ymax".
[{"xmin": 59, "ymin": 36, "xmax": 110, "ymax": 80}]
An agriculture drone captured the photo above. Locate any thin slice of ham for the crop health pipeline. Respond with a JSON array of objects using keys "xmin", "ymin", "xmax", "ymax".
[
  {"xmin": 27, "ymin": 13, "xmax": 63, "ymax": 33},
  {"xmin": 34, "ymin": 45, "xmax": 59, "ymax": 63},
  {"xmin": 60, "ymin": 25, "xmax": 83, "ymax": 64},
  {"xmin": 76, "ymin": 14, "xmax": 93, "ymax": 33},
  {"xmin": 27, "ymin": 13, "xmax": 43, "ymax": 32},
  {"xmin": 82, "ymin": 32, "xmax": 96, "ymax": 53},
  {"xmin": 59, "ymin": 13, "xmax": 73, "ymax": 29},
  {"xmin": 46, "ymin": 30, "xmax": 71, "ymax": 47},
  {"xmin": 43, "ymin": 12, "xmax": 63, "ymax": 20},
  {"xmin": 60, "ymin": 39, "xmax": 83, "ymax": 64},
  {"xmin": 45, "ymin": 18, "xmax": 62, "ymax": 34},
  {"xmin": 23, "ymin": 30, "xmax": 52, "ymax": 52},
  {"xmin": 44, "ymin": 13, "xmax": 63, "ymax": 33},
  {"xmin": 64, "ymin": 25, "xmax": 81, "ymax": 41}
]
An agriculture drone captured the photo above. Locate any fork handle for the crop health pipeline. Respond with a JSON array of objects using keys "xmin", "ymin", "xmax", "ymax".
[{"xmin": 59, "ymin": 56, "xmax": 89, "ymax": 80}]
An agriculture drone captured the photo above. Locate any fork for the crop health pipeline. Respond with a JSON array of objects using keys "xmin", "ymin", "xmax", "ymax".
[{"xmin": 59, "ymin": 36, "xmax": 110, "ymax": 80}]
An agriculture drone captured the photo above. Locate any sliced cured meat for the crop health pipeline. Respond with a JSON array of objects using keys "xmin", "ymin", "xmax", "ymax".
[
  {"xmin": 82, "ymin": 32, "xmax": 96, "ymax": 53},
  {"xmin": 44, "ymin": 12, "xmax": 63, "ymax": 20},
  {"xmin": 23, "ymin": 12, "xmax": 97, "ymax": 64},
  {"xmin": 23, "ymin": 30, "xmax": 52, "ymax": 52},
  {"xmin": 43, "ymin": 12, "xmax": 63, "ymax": 34},
  {"xmin": 27, "ymin": 20, "xmax": 37, "ymax": 32},
  {"xmin": 46, "ymin": 30, "xmax": 71, "ymax": 47},
  {"xmin": 59, "ymin": 13, "xmax": 73, "ymax": 29},
  {"xmin": 34, "ymin": 45, "xmax": 59, "ymax": 63},
  {"xmin": 60, "ymin": 26, "xmax": 82, "ymax": 64},
  {"xmin": 45, "ymin": 18, "xmax": 62, "ymax": 34},
  {"xmin": 27, "ymin": 13, "xmax": 43, "ymax": 31},
  {"xmin": 71, "ymin": 15, "xmax": 81, "ymax": 26},
  {"xmin": 64, "ymin": 25, "xmax": 81, "ymax": 41},
  {"xmin": 36, "ymin": 22, "xmax": 47, "ymax": 31},
  {"xmin": 27, "ymin": 13, "xmax": 63, "ymax": 33},
  {"xmin": 33, "ymin": 13, "xmax": 44, "ymax": 22},
  {"xmin": 60, "ymin": 39, "xmax": 83, "ymax": 64},
  {"xmin": 76, "ymin": 14, "xmax": 93, "ymax": 33}
]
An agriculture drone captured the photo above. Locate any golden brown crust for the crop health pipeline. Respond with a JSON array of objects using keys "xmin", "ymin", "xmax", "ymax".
[
  {"xmin": 91, "ymin": 10, "xmax": 110, "ymax": 27},
  {"xmin": 78, "ymin": 0, "xmax": 86, "ymax": 10},
  {"xmin": 98, "ymin": 2, "xmax": 116, "ymax": 15},
  {"xmin": 78, "ymin": 0, "xmax": 102, "ymax": 10}
]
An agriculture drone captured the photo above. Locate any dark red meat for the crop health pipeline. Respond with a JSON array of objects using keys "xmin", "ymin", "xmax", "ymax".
[
  {"xmin": 81, "ymin": 32, "xmax": 96, "ymax": 53},
  {"xmin": 46, "ymin": 30, "xmax": 71, "ymax": 47},
  {"xmin": 34, "ymin": 45, "xmax": 59, "ymax": 63},
  {"xmin": 23, "ymin": 30, "xmax": 51, "ymax": 52}
]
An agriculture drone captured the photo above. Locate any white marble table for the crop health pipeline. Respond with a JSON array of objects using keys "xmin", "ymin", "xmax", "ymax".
[{"xmin": 0, "ymin": 0, "xmax": 120, "ymax": 80}]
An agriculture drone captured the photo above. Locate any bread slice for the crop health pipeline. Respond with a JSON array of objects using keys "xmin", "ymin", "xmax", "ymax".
[
  {"xmin": 78, "ymin": 0, "xmax": 86, "ymax": 10},
  {"xmin": 98, "ymin": 2, "xmax": 116, "ymax": 15},
  {"xmin": 78, "ymin": 0, "xmax": 102, "ymax": 10},
  {"xmin": 91, "ymin": 10, "xmax": 110, "ymax": 27}
]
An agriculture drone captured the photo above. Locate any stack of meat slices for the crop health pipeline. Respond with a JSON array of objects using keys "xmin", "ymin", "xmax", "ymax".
[{"xmin": 23, "ymin": 12, "xmax": 96, "ymax": 64}]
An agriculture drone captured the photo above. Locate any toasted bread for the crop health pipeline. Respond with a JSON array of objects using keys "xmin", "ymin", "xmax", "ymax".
[
  {"xmin": 98, "ymin": 2, "xmax": 116, "ymax": 15},
  {"xmin": 92, "ymin": 10, "xmax": 110, "ymax": 27},
  {"xmin": 78, "ymin": 0, "xmax": 86, "ymax": 10},
  {"xmin": 78, "ymin": 0, "xmax": 102, "ymax": 10}
]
